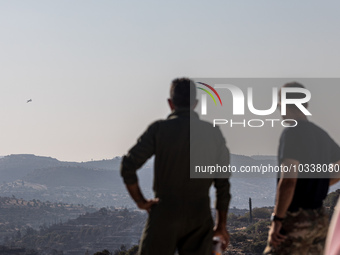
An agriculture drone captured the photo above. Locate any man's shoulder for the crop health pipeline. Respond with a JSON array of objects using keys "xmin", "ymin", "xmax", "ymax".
[
  {"xmin": 281, "ymin": 121, "xmax": 324, "ymax": 139},
  {"xmin": 308, "ymin": 122, "xmax": 330, "ymax": 137},
  {"xmin": 292, "ymin": 121, "xmax": 331, "ymax": 141},
  {"xmin": 192, "ymin": 117, "xmax": 222, "ymax": 131},
  {"xmin": 146, "ymin": 117, "xmax": 187, "ymax": 130},
  {"xmin": 281, "ymin": 126, "xmax": 300, "ymax": 140},
  {"xmin": 148, "ymin": 119, "xmax": 165, "ymax": 126},
  {"xmin": 191, "ymin": 118, "xmax": 225, "ymax": 143}
]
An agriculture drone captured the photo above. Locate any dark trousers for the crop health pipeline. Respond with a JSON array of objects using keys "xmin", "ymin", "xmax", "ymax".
[{"xmin": 138, "ymin": 200, "xmax": 213, "ymax": 255}]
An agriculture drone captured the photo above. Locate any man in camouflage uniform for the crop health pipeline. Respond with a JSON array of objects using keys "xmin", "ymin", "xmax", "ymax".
[
  {"xmin": 265, "ymin": 208, "xmax": 329, "ymax": 254},
  {"xmin": 264, "ymin": 82, "xmax": 340, "ymax": 255}
]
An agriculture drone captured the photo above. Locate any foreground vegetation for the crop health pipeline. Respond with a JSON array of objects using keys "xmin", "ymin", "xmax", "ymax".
[{"xmin": 0, "ymin": 189, "xmax": 339, "ymax": 255}]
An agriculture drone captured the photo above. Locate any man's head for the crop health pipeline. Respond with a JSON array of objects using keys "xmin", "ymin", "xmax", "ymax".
[
  {"xmin": 168, "ymin": 78, "xmax": 197, "ymax": 110},
  {"xmin": 279, "ymin": 82, "xmax": 309, "ymax": 120}
]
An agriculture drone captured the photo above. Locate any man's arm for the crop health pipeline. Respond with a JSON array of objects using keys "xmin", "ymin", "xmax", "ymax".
[
  {"xmin": 213, "ymin": 131, "xmax": 231, "ymax": 250},
  {"xmin": 125, "ymin": 183, "xmax": 159, "ymax": 212},
  {"xmin": 213, "ymin": 178, "xmax": 231, "ymax": 250},
  {"xmin": 120, "ymin": 122, "xmax": 159, "ymax": 211},
  {"xmin": 214, "ymin": 209, "xmax": 229, "ymax": 250},
  {"xmin": 274, "ymin": 159, "xmax": 299, "ymax": 218},
  {"xmin": 269, "ymin": 158, "xmax": 299, "ymax": 247},
  {"xmin": 330, "ymin": 160, "xmax": 340, "ymax": 186}
]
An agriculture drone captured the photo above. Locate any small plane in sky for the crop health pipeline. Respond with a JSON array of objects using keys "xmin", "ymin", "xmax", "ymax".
[{"xmin": 27, "ymin": 99, "xmax": 32, "ymax": 103}]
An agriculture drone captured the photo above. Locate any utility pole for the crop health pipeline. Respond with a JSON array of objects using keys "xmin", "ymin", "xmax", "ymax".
[{"xmin": 249, "ymin": 197, "xmax": 253, "ymax": 223}]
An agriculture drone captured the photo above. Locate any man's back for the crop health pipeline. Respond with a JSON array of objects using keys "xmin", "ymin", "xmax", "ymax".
[
  {"xmin": 265, "ymin": 82, "xmax": 340, "ymax": 255},
  {"xmin": 121, "ymin": 109, "xmax": 230, "ymax": 214},
  {"xmin": 152, "ymin": 109, "xmax": 211, "ymax": 201},
  {"xmin": 278, "ymin": 120, "xmax": 340, "ymax": 211},
  {"xmin": 120, "ymin": 78, "xmax": 231, "ymax": 254}
]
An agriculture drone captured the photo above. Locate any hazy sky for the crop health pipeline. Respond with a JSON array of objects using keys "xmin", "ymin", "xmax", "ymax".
[{"xmin": 1, "ymin": 1, "xmax": 340, "ymax": 162}]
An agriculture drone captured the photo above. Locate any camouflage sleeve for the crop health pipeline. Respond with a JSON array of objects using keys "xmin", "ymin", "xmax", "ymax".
[{"xmin": 120, "ymin": 121, "xmax": 159, "ymax": 185}]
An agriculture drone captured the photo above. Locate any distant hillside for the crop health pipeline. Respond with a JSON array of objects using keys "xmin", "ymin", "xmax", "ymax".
[
  {"xmin": 0, "ymin": 154, "xmax": 123, "ymax": 183},
  {"xmin": 250, "ymin": 155, "xmax": 277, "ymax": 161},
  {"xmin": 4, "ymin": 190, "xmax": 340, "ymax": 255},
  {"xmin": 22, "ymin": 166, "xmax": 121, "ymax": 189},
  {"xmin": 0, "ymin": 153, "xmax": 274, "ymax": 183},
  {"xmin": 3, "ymin": 153, "xmax": 339, "ymax": 209},
  {"xmin": 79, "ymin": 157, "xmax": 122, "ymax": 171},
  {"xmin": 0, "ymin": 153, "xmax": 278, "ymax": 209},
  {"xmin": 0, "ymin": 196, "xmax": 97, "ymax": 244},
  {"xmin": 230, "ymin": 154, "xmax": 277, "ymax": 178},
  {"xmin": 6, "ymin": 207, "xmax": 146, "ymax": 255},
  {"xmin": 0, "ymin": 154, "xmax": 153, "ymax": 208},
  {"xmin": 0, "ymin": 154, "xmax": 63, "ymax": 182}
]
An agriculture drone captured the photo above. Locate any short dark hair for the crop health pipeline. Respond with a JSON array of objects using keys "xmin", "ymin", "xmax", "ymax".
[
  {"xmin": 281, "ymin": 81, "xmax": 308, "ymax": 108},
  {"xmin": 170, "ymin": 78, "xmax": 196, "ymax": 109}
]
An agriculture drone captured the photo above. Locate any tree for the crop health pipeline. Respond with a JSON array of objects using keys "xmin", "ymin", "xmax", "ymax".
[
  {"xmin": 251, "ymin": 208, "xmax": 271, "ymax": 219},
  {"xmin": 126, "ymin": 245, "xmax": 138, "ymax": 255},
  {"xmin": 16, "ymin": 230, "xmax": 22, "ymax": 239},
  {"xmin": 94, "ymin": 249, "xmax": 111, "ymax": 255},
  {"xmin": 254, "ymin": 220, "xmax": 270, "ymax": 234}
]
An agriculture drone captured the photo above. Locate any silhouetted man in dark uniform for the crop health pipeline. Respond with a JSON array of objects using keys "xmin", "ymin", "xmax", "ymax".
[{"xmin": 120, "ymin": 78, "xmax": 231, "ymax": 255}]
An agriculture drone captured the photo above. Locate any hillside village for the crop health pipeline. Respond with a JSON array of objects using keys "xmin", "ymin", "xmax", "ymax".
[{"xmin": 0, "ymin": 155, "xmax": 339, "ymax": 254}]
